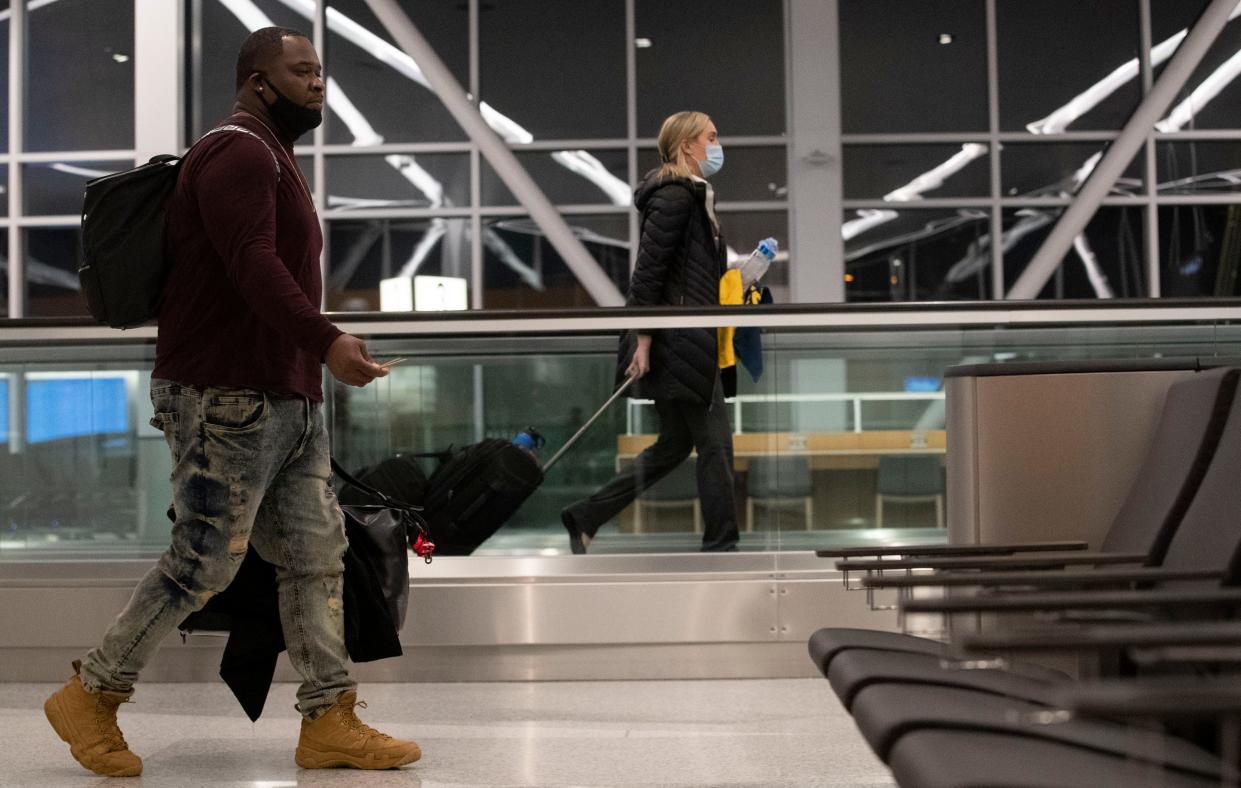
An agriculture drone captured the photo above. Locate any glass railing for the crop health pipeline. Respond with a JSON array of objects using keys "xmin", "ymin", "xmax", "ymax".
[{"xmin": 2, "ymin": 300, "xmax": 1240, "ymax": 561}]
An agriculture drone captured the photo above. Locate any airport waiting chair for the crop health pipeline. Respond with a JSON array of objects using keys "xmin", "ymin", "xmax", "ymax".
[
  {"xmin": 814, "ymin": 368, "xmax": 1241, "ymax": 783},
  {"xmin": 745, "ymin": 455, "xmax": 813, "ymax": 531},
  {"xmin": 633, "ymin": 460, "xmax": 701, "ymax": 534},
  {"xmin": 808, "ymin": 366, "xmax": 1238, "ymax": 676},
  {"xmin": 874, "ymin": 454, "xmax": 944, "ymax": 528}
]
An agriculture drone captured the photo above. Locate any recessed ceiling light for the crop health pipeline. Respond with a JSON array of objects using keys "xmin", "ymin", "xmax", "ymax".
[
  {"xmin": 938, "ymin": 33, "xmax": 953, "ymax": 45},
  {"xmin": 635, "ymin": 37, "xmax": 653, "ymax": 49},
  {"xmin": 112, "ymin": 53, "xmax": 130, "ymax": 63}
]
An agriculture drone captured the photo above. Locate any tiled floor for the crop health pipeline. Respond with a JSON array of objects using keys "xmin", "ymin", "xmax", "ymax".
[{"xmin": 2, "ymin": 678, "xmax": 893, "ymax": 787}]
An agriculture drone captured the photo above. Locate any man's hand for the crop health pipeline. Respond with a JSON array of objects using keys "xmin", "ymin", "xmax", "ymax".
[
  {"xmin": 626, "ymin": 334, "xmax": 652, "ymax": 379},
  {"xmin": 326, "ymin": 334, "xmax": 388, "ymax": 387}
]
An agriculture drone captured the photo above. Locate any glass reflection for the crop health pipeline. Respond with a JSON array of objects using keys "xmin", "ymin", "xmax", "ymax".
[
  {"xmin": 26, "ymin": 227, "xmax": 90, "ymax": 318},
  {"xmin": 327, "ymin": 218, "xmax": 471, "ymax": 312},
  {"xmin": 27, "ymin": 0, "xmax": 133, "ymax": 151},
  {"xmin": 1001, "ymin": 206, "xmax": 1147, "ymax": 299},
  {"xmin": 325, "ymin": 154, "xmax": 469, "ymax": 210},
  {"xmin": 4, "ymin": 319, "xmax": 1241, "ymax": 559},
  {"xmin": 1158, "ymin": 204, "xmax": 1239, "ymax": 297},
  {"xmin": 844, "ymin": 145, "xmax": 989, "ymax": 201},
  {"xmin": 843, "ymin": 208, "xmax": 992, "ymax": 301},
  {"xmin": 840, "ymin": 0, "xmax": 987, "ymax": 133},
  {"xmin": 482, "ymin": 214, "xmax": 630, "ymax": 309},
  {"xmin": 24, "ymin": 162, "xmax": 125, "ymax": 217}
]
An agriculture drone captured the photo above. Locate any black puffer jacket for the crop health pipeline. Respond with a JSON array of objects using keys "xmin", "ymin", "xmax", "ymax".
[{"xmin": 617, "ymin": 171, "xmax": 725, "ymax": 405}]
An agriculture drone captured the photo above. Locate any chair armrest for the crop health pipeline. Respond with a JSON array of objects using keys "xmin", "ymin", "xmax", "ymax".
[
  {"xmin": 815, "ymin": 541, "xmax": 1086, "ymax": 559},
  {"xmin": 836, "ymin": 551, "xmax": 1147, "ymax": 572},
  {"xmin": 901, "ymin": 587, "xmax": 1241, "ymax": 615},
  {"xmin": 862, "ymin": 567, "xmax": 1222, "ymax": 590},
  {"xmin": 1052, "ymin": 677, "xmax": 1241, "ymax": 720},
  {"xmin": 958, "ymin": 620, "xmax": 1241, "ymax": 655}
]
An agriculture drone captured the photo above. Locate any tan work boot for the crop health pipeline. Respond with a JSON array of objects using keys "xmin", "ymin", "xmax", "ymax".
[
  {"xmin": 295, "ymin": 690, "xmax": 421, "ymax": 770},
  {"xmin": 43, "ymin": 660, "xmax": 142, "ymax": 777}
]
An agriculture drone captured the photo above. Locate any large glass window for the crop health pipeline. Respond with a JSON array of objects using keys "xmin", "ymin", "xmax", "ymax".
[
  {"xmin": 326, "ymin": 154, "xmax": 470, "ymax": 210},
  {"xmin": 0, "ymin": 230, "xmax": 8, "ymax": 317},
  {"xmin": 26, "ymin": 227, "xmax": 87, "ymax": 318},
  {"xmin": 1001, "ymin": 206, "xmax": 1148, "ymax": 299},
  {"xmin": 482, "ymin": 214, "xmax": 630, "ymax": 309},
  {"xmin": 840, "ymin": 0, "xmax": 988, "ymax": 134},
  {"xmin": 1152, "ymin": 0, "xmax": 1241, "ymax": 132},
  {"xmin": 635, "ymin": 0, "xmax": 785, "ymax": 137},
  {"xmin": 326, "ymin": 218, "xmax": 472, "ymax": 312},
  {"xmin": 1158, "ymin": 204, "xmax": 1238, "ymax": 298},
  {"xmin": 483, "ymin": 151, "xmax": 629, "ymax": 207},
  {"xmin": 997, "ymin": 0, "xmax": 1140, "ymax": 133},
  {"xmin": 323, "ymin": 0, "xmax": 468, "ymax": 145},
  {"xmin": 27, "ymin": 0, "xmax": 133, "ymax": 151},
  {"xmin": 843, "ymin": 208, "xmax": 993, "ymax": 302},
  {"xmin": 16, "ymin": 1, "xmax": 1241, "ymax": 318},
  {"xmin": 24, "ymin": 161, "xmax": 124, "ymax": 216},
  {"xmin": 480, "ymin": 0, "xmax": 626, "ymax": 140}
]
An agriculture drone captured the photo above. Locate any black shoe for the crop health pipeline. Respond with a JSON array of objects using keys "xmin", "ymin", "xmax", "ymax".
[{"xmin": 561, "ymin": 509, "xmax": 587, "ymax": 555}]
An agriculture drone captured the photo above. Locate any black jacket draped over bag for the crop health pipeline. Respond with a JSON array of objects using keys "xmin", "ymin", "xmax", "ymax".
[{"xmin": 617, "ymin": 172, "xmax": 726, "ymax": 406}]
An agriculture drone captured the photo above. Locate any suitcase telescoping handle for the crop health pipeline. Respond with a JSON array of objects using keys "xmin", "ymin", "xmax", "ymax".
[{"xmin": 541, "ymin": 375, "xmax": 636, "ymax": 473}]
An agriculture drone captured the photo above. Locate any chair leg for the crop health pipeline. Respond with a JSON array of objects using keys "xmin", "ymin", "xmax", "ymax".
[
  {"xmin": 633, "ymin": 502, "xmax": 643, "ymax": 534},
  {"xmin": 746, "ymin": 497, "xmax": 754, "ymax": 533},
  {"xmin": 875, "ymin": 495, "xmax": 884, "ymax": 528},
  {"xmin": 805, "ymin": 496, "xmax": 813, "ymax": 530},
  {"xmin": 935, "ymin": 494, "xmax": 945, "ymax": 529},
  {"xmin": 692, "ymin": 499, "xmax": 703, "ymax": 533}
]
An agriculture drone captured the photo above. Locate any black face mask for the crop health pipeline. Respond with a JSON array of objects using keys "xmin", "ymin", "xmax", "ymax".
[{"xmin": 260, "ymin": 77, "xmax": 322, "ymax": 140}]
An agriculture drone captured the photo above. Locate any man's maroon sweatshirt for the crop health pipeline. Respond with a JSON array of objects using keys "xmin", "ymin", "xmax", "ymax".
[{"xmin": 154, "ymin": 111, "xmax": 342, "ymax": 401}]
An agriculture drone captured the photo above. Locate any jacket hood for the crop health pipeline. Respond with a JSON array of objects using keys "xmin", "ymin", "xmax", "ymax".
[{"xmin": 633, "ymin": 169, "xmax": 700, "ymax": 211}]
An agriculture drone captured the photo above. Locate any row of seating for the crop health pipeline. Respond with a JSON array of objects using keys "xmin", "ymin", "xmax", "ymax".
[{"xmin": 808, "ymin": 365, "xmax": 1241, "ymax": 787}]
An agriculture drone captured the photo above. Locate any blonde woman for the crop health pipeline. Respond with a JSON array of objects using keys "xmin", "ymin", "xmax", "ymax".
[{"xmin": 562, "ymin": 111, "xmax": 739, "ymax": 553}]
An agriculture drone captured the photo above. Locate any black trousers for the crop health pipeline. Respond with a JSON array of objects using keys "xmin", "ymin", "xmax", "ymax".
[{"xmin": 565, "ymin": 384, "xmax": 738, "ymax": 551}]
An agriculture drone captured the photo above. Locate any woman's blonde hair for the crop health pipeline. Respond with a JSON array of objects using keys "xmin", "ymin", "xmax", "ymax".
[{"xmin": 656, "ymin": 111, "xmax": 711, "ymax": 179}]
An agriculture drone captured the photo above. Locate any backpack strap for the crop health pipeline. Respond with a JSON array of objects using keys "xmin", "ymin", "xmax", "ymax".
[
  {"xmin": 198, "ymin": 124, "xmax": 282, "ymax": 181},
  {"xmin": 330, "ymin": 457, "xmax": 423, "ymax": 512}
]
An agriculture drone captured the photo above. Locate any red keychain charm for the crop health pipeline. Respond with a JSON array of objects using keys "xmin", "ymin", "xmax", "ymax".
[{"xmin": 412, "ymin": 531, "xmax": 435, "ymax": 564}]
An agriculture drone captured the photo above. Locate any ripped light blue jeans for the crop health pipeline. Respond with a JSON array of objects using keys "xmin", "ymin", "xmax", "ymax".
[{"xmin": 80, "ymin": 379, "xmax": 355, "ymax": 718}]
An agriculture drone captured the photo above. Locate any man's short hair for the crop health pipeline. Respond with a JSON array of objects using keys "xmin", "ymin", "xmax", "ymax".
[{"xmin": 235, "ymin": 26, "xmax": 309, "ymax": 92}]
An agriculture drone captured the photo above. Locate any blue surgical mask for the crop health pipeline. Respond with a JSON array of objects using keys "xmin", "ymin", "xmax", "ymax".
[{"xmin": 698, "ymin": 143, "xmax": 724, "ymax": 178}]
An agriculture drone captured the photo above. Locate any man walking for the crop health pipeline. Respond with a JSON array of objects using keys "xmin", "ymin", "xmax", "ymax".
[{"xmin": 43, "ymin": 27, "xmax": 420, "ymax": 775}]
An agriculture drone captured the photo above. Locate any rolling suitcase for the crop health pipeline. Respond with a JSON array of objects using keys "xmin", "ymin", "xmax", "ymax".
[{"xmin": 349, "ymin": 378, "xmax": 634, "ymax": 555}]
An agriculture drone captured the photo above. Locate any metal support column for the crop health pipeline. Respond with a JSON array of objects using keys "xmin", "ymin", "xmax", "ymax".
[
  {"xmin": 1139, "ymin": 0, "xmax": 1161, "ymax": 297},
  {"xmin": 1008, "ymin": 0, "xmax": 1235, "ymax": 300},
  {"xmin": 134, "ymin": 0, "xmax": 183, "ymax": 165},
  {"xmin": 363, "ymin": 0, "xmax": 624, "ymax": 307},
  {"xmin": 468, "ymin": 0, "xmax": 483, "ymax": 309},
  {"xmin": 985, "ymin": 0, "xmax": 1004, "ymax": 299},
  {"xmin": 7, "ymin": 0, "xmax": 24, "ymax": 319},
  {"xmin": 786, "ymin": 0, "xmax": 843, "ymax": 303}
]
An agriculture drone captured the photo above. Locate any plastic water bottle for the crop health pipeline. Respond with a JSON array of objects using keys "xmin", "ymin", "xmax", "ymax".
[
  {"xmin": 512, "ymin": 427, "xmax": 544, "ymax": 458},
  {"xmin": 740, "ymin": 237, "xmax": 779, "ymax": 286}
]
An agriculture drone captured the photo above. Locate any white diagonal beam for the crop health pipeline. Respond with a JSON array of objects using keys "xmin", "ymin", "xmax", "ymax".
[
  {"xmin": 1008, "ymin": 0, "xmax": 1237, "ymax": 300},
  {"xmin": 362, "ymin": 0, "xmax": 623, "ymax": 306}
]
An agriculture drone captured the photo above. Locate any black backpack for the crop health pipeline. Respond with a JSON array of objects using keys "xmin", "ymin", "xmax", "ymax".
[{"xmin": 78, "ymin": 125, "xmax": 279, "ymax": 329}]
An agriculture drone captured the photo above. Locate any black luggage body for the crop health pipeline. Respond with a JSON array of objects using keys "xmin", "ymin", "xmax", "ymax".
[
  {"xmin": 337, "ymin": 379, "xmax": 631, "ymax": 555},
  {"xmin": 419, "ymin": 438, "xmax": 543, "ymax": 555}
]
